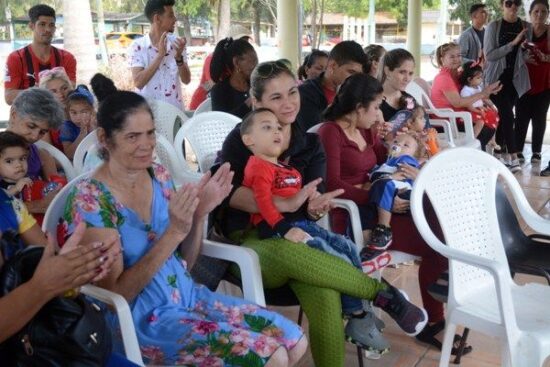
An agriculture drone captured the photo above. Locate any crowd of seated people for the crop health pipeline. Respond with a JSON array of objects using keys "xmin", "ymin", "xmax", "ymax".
[{"xmin": 1, "ymin": 0, "xmax": 549, "ymax": 366}]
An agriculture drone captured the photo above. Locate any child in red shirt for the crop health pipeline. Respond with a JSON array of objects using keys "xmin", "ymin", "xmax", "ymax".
[{"xmin": 241, "ymin": 108, "xmax": 429, "ymax": 354}]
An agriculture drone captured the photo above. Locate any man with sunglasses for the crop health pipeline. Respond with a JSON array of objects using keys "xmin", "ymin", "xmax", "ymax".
[
  {"xmin": 458, "ymin": 4, "xmax": 489, "ymax": 64},
  {"xmin": 297, "ymin": 40, "xmax": 366, "ymax": 132},
  {"xmin": 4, "ymin": 4, "xmax": 76, "ymax": 106}
]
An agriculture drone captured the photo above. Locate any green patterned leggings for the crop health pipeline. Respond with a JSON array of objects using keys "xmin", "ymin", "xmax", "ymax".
[{"xmin": 235, "ymin": 231, "xmax": 387, "ymax": 367}]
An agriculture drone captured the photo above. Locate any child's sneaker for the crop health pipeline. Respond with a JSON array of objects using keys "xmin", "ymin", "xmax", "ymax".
[
  {"xmin": 517, "ymin": 152, "xmax": 525, "ymax": 163},
  {"xmin": 373, "ymin": 285, "xmax": 428, "ymax": 336},
  {"xmin": 531, "ymin": 153, "xmax": 542, "ymax": 163},
  {"xmin": 361, "ymin": 248, "xmax": 392, "ymax": 275},
  {"xmin": 368, "ymin": 224, "xmax": 392, "ymax": 250},
  {"xmin": 345, "ymin": 312, "xmax": 390, "ymax": 356}
]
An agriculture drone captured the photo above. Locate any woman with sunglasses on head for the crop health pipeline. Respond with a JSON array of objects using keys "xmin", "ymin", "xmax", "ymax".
[
  {"xmin": 216, "ymin": 61, "xmax": 430, "ymax": 367},
  {"xmin": 38, "ymin": 67, "xmax": 73, "ymax": 152},
  {"xmin": 484, "ymin": 0, "xmax": 533, "ymax": 170},
  {"xmin": 515, "ymin": 0, "xmax": 550, "ymax": 169},
  {"xmin": 209, "ymin": 37, "xmax": 258, "ymax": 118}
]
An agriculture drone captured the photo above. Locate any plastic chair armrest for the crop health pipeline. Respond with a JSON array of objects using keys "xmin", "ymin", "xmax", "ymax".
[
  {"xmin": 201, "ymin": 239, "xmax": 266, "ymax": 307},
  {"xmin": 80, "ymin": 285, "xmax": 144, "ymax": 366},
  {"xmin": 429, "ymin": 119, "xmax": 455, "ymax": 147},
  {"xmin": 332, "ymin": 199, "xmax": 365, "ymax": 248}
]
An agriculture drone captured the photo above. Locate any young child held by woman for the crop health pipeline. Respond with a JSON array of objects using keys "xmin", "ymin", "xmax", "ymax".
[
  {"xmin": 0, "ymin": 132, "xmax": 32, "ymax": 198},
  {"xmin": 360, "ymin": 133, "xmax": 425, "ymax": 273},
  {"xmin": 459, "ymin": 61, "xmax": 499, "ymax": 150},
  {"xmin": 241, "ymin": 108, "xmax": 428, "ymax": 355}
]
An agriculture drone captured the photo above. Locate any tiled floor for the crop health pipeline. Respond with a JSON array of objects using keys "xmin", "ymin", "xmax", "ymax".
[{"xmin": 269, "ymin": 145, "xmax": 550, "ymax": 367}]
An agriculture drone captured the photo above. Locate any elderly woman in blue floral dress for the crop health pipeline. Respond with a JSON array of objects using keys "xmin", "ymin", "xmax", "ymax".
[{"xmin": 62, "ymin": 90, "xmax": 307, "ymax": 366}]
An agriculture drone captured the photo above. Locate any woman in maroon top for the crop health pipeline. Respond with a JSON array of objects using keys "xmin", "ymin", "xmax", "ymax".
[
  {"xmin": 318, "ymin": 73, "xmax": 472, "ymax": 355},
  {"xmin": 515, "ymin": 0, "xmax": 550, "ymax": 165}
]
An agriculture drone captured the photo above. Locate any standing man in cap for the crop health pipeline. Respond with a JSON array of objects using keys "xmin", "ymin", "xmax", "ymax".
[{"xmin": 128, "ymin": 0, "xmax": 191, "ymax": 110}]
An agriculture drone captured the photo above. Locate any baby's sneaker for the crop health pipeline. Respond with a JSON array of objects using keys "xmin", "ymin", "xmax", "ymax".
[
  {"xmin": 345, "ymin": 312, "xmax": 390, "ymax": 358},
  {"xmin": 367, "ymin": 224, "xmax": 393, "ymax": 250}
]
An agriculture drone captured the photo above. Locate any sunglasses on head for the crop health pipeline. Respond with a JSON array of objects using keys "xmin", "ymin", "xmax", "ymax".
[
  {"xmin": 255, "ymin": 60, "xmax": 290, "ymax": 79},
  {"xmin": 504, "ymin": 0, "xmax": 522, "ymax": 8}
]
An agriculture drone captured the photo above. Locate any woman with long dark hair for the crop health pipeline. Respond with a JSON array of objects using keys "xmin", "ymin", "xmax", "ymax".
[{"xmin": 209, "ymin": 37, "xmax": 258, "ymax": 118}]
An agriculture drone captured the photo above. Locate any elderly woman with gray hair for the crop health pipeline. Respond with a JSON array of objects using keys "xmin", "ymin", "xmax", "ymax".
[{"xmin": 6, "ymin": 88, "xmax": 65, "ymax": 214}]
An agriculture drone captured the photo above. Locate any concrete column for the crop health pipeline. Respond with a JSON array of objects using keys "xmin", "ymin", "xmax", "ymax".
[
  {"xmin": 277, "ymin": 0, "xmax": 300, "ymax": 70},
  {"xmin": 406, "ymin": 0, "xmax": 422, "ymax": 76},
  {"xmin": 343, "ymin": 15, "xmax": 349, "ymax": 40},
  {"xmin": 368, "ymin": 0, "xmax": 375, "ymax": 44}
]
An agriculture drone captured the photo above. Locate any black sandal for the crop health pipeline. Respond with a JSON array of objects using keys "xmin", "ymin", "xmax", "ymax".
[{"xmin": 415, "ymin": 321, "xmax": 473, "ymax": 356}]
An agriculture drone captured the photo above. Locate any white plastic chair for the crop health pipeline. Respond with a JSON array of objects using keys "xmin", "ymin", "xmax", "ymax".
[
  {"xmin": 193, "ymin": 97, "xmax": 212, "ymax": 116},
  {"xmin": 155, "ymin": 133, "xmax": 202, "ymax": 185},
  {"xmin": 406, "ymin": 81, "xmax": 480, "ymax": 149},
  {"xmin": 73, "ymin": 130, "xmax": 98, "ymax": 175},
  {"xmin": 35, "ymin": 140, "xmax": 77, "ymax": 181},
  {"xmin": 148, "ymin": 99, "xmax": 189, "ymax": 143},
  {"xmin": 173, "ymin": 111, "xmax": 241, "ymax": 172},
  {"xmin": 72, "ymin": 130, "xmax": 200, "ymax": 184},
  {"xmin": 410, "ymin": 147, "xmax": 550, "ymax": 367}
]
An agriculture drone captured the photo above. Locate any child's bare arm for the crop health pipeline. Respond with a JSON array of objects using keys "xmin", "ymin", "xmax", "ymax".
[{"xmin": 6, "ymin": 177, "xmax": 32, "ymax": 196}]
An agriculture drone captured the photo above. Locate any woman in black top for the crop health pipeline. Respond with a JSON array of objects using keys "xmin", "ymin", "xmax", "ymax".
[
  {"xmin": 209, "ymin": 37, "xmax": 258, "ymax": 118},
  {"xmin": 216, "ymin": 61, "xmax": 431, "ymax": 367},
  {"xmin": 378, "ymin": 49, "xmax": 419, "ymax": 121}
]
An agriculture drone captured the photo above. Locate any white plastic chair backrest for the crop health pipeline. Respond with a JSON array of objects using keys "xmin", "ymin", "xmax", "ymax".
[
  {"xmin": 73, "ymin": 130, "xmax": 98, "ymax": 175},
  {"xmin": 193, "ymin": 97, "xmax": 212, "ymax": 116},
  {"xmin": 154, "ymin": 133, "xmax": 186, "ymax": 183},
  {"xmin": 35, "ymin": 140, "xmax": 77, "ymax": 181},
  {"xmin": 42, "ymin": 171, "xmax": 90, "ymax": 239},
  {"xmin": 307, "ymin": 123, "xmax": 324, "ymax": 134},
  {"xmin": 174, "ymin": 111, "xmax": 241, "ymax": 172},
  {"xmin": 410, "ymin": 148, "xmax": 516, "ymax": 308},
  {"xmin": 405, "ymin": 80, "xmax": 435, "ymax": 109},
  {"xmin": 148, "ymin": 99, "xmax": 189, "ymax": 143}
]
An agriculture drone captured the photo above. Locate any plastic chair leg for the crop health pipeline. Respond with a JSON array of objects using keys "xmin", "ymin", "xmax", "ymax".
[
  {"xmin": 357, "ymin": 346, "xmax": 364, "ymax": 367},
  {"xmin": 453, "ymin": 327, "xmax": 470, "ymax": 364}
]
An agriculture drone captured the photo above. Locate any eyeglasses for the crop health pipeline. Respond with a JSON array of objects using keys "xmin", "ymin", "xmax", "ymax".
[
  {"xmin": 254, "ymin": 60, "xmax": 290, "ymax": 79},
  {"xmin": 504, "ymin": 0, "xmax": 522, "ymax": 8},
  {"xmin": 38, "ymin": 66, "xmax": 68, "ymax": 80}
]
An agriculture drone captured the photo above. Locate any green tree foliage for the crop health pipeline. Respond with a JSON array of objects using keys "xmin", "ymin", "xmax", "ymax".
[{"xmin": 303, "ymin": 0, "xmax": 440, "ymax": 26}]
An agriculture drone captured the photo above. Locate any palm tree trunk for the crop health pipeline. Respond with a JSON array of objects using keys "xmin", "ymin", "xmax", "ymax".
[
  {"xmin": 63, "ymin": 0, "xmax": 97, "ymax": 84},
  {"xmin": 253, "ymin": 1, "xmax": 261, "ymax": 46}
]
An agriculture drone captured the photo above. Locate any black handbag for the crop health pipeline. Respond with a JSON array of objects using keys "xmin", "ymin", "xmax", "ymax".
[{"xmin": 0, "ymin": 246, "xmax": 112, "ymax": 367}]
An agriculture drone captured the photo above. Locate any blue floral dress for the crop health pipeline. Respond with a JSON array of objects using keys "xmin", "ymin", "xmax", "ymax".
[{"xmin": 62, "ymin": 164, "xmax": 303, "ymax": 366}]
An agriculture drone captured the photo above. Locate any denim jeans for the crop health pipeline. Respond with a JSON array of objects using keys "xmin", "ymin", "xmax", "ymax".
[{"xmin": 291, "ymin": 220, "xmax": 364, "ymax": 314}]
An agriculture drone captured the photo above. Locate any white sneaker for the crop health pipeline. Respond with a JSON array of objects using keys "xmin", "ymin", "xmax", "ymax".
[{"xmin": 509, "ymin": 159, "xmax": 521, "ymax": 173}]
